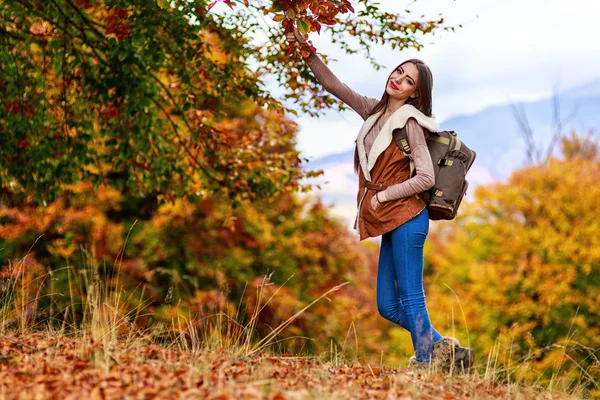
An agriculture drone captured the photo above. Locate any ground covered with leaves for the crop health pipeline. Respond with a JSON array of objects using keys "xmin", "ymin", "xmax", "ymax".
[{"xmin": 0, "ymin": 333, "xmax": 578, "ymax": 400}]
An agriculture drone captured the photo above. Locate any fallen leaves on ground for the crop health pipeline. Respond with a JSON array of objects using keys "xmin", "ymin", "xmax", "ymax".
[{"xmin": 0, "ymin": 333, "xmax": 575, "ymax": 399}]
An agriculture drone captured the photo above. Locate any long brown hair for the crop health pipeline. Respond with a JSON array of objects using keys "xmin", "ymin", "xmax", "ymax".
[{"xmin": 353, "ymin": 58, "xmax": 433, "ymax": 175}]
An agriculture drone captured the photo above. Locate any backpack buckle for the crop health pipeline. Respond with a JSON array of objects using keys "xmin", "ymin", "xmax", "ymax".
[
  {"xmin": 438, "ymin": 158, "xmax": 454, "ymax": 166},
  {"xmin": 429, "ymin": 188, "xmax": 443, "ymax": 197},
  {"xmin": 399, "ymin": 139, "xmax": 411, "ymax": 154}
]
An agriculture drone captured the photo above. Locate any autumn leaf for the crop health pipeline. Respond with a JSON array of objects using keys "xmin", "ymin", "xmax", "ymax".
[{"xmin": 297, "ymin": 19, "xmax": 309, "ymax": 34}]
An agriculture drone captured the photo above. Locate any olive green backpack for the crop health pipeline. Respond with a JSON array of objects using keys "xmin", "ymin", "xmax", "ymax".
[{"xmin": 393, "ymin": 127, "xmax": 477, "ymax": 220}]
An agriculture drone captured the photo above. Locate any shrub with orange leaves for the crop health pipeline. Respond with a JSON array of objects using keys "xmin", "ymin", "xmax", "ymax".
[{"xmin": 0, "ymin": 180, "xmax": 389, "ymax": 358}]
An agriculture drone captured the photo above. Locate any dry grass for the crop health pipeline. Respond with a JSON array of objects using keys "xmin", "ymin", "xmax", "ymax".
[
  {"xmin": 0, "ymin": 242, "xmax": 594, "ymax": 399},
  {"xmin": 0, "ymin": 330, "xmax": 583, "ymax": 400}
]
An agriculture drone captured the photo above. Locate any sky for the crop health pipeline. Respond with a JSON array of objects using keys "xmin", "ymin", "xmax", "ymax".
[{"xmin": 266, "ymin": 0, "xmax": 600, "ymax": 161}]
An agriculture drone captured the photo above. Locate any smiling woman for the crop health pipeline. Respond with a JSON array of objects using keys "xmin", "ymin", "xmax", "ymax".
[{"xmin": 285, "ymin": 26, "xmax": 475, "ymax": 373}]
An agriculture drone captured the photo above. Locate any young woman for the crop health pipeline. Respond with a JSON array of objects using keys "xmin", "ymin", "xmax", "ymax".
[{"xmin": 286, "ymin": 28, "xmax": 475, "ymax": 373}]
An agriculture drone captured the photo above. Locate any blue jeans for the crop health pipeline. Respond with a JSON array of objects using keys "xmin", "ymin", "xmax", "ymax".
[{"xmin": 376, "ymin": 207, "xmax": 443, "ymax": 362}]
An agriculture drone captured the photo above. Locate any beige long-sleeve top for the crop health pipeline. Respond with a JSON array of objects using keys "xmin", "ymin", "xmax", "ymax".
[{"xmin": 303, "ymin": 52, "xmax": 435, "ymax": 201}]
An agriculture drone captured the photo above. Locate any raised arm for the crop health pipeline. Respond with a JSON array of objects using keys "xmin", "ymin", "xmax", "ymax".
[
  {"xmin": 302, "ymin": 52, "xmax": 378, "ymax": 120},
  {"xmin": 380, "ymin": 118, "xmax": 435, "ymax": 201},
  {"xmin": 286, "ymin": 27, "xmax": 378, "ymax": 120}
]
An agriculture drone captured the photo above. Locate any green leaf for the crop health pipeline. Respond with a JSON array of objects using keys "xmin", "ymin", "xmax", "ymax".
[
  {"xmin": 157, "ymin": 0, "xmax": 170, "ymax": 9},
  {"xmin": 297, "ymin": 20, "xmax": 309, "ymax": 34}
]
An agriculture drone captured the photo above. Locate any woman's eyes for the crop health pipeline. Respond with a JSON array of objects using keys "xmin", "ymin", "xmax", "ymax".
[{"xmin": 395, "ymin": 68, "xmax": 413, "ymax": 85}]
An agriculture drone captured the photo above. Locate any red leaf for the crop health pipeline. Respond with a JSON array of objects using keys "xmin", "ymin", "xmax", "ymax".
[{"xmin": 17, "ymin": 137, "xmax": 30, "ymax": 149}]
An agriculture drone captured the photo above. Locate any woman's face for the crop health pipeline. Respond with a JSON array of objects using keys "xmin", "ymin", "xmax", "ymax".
[{"xmin": 386, "ymin": 62, "xmax": 419, "ymax": 102}]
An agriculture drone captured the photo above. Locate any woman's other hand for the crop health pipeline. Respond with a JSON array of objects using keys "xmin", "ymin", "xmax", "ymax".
[{"xmin": 370, "ymin": 192, "xmax": 386, "ymax": 211}]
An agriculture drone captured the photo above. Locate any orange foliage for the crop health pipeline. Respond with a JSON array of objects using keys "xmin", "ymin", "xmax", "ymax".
[{"xmin": 0, "ymin": 181, "xmax": 390, "ymax": 359}]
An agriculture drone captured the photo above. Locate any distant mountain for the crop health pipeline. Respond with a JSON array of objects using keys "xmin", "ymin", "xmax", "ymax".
[
  {"xmin": 300, "ymin": 79, "xmax": 600, "ymax": 228},
  {"xmin": 563, "ymin": 77, "xmax": 600, "ymax": 98}
]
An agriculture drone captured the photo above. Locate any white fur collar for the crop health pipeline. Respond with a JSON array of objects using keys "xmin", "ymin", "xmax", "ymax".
[{"xmin": 356, "ymin": 104, "xmax": 439, "ymax": 181}]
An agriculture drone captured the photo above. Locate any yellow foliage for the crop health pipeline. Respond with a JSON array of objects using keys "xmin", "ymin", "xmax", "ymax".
[{"xmin": 426, "ymin": 135, "xmax": 600, "ymax": 386}]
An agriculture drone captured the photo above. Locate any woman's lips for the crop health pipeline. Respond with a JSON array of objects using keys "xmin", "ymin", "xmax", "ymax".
[{"xmin": 390, "ymin": 81, "xmax": 399, "ymax": 90}]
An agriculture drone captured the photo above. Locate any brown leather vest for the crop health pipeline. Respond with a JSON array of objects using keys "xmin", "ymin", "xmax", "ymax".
[
  {"xmin": 352, "ymin": 104, "xmax": 439, "ymax": 241},
  {"xmin": 353, "ymin": 139, "xmax": 426, "ymax": 241}
]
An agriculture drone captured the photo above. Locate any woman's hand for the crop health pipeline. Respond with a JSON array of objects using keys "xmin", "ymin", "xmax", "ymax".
[
  {"xmin": 285, "ymin": 26, "xmax": 308, "ymax": 47},
  {"xmin": 286, "ymin": 26, "xmax": 314, "ymax": 58},
  {"xmin": 370, "ymin": 192, "xmax": 387, "ymax": 211}
]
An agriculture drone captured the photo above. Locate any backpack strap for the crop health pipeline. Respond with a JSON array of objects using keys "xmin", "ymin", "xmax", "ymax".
[
  {"xmin": 392, "ymin": 127, "xmax": 415, "ymax": 177},
  {"xmin": 393, "ymin": 127, "xmax": 440, "ymax": 178},
  {"xmin": 392, "ymin": 127, "xmax": 422, "ymax": 200},
  {"xmin": 426, "ymin": 135, "xmax": 450, "ymax": 145}
]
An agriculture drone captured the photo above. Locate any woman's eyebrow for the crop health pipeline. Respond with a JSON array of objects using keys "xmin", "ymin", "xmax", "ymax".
[{"xmin": 398, "ymin": 66, "xmax": 415, "ymax": 83}]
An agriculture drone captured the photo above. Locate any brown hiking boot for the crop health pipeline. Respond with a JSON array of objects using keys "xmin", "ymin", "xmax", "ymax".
[
  {"xmin": 432, "ymin": 337, "xmax": 475, "ymax": 374},
  {"xmin": 452, "ymin": 345, "xmax": 475, "ymax": 373},
  {"xmin": 432, "ymin": 336, "xmax": 459, "ymax": 372},
  {"xmin": 407, "ymin": 356, "xmax": 432, "ymax": 375}
]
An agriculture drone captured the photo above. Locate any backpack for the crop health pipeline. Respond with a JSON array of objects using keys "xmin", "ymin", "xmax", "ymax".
[{"xmin": 392, "ymin": 127, "xmax": 476, "ymax": 220}]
